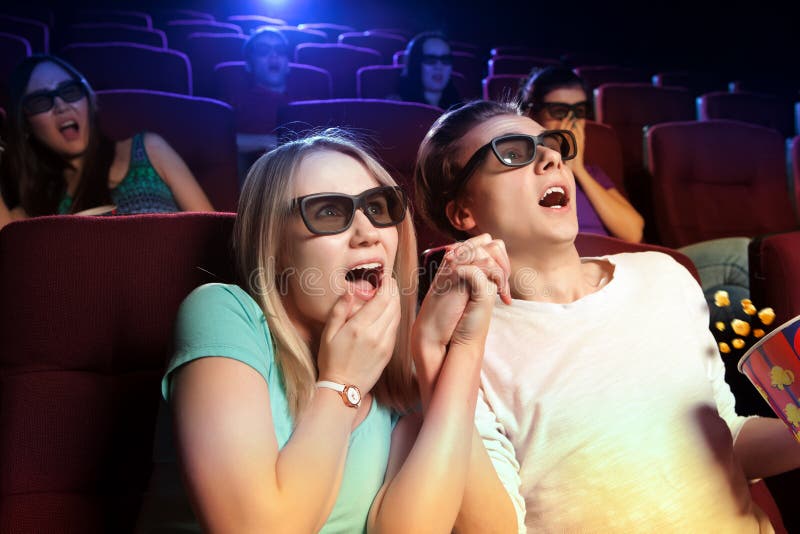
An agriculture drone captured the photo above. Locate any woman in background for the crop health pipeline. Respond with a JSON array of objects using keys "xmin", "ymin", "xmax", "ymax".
[{"xmin": 396, "ymin": 32, "xmax": 461, "ymax": 109}]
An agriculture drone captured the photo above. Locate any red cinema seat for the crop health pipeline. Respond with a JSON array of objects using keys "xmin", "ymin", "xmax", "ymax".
[
  {"xmin": 646, "ymin": 120, "xmax": 797, "ymax": 248},
  {"xmin": 488, "ymin": 55, "xmax": 559, "ymax": 76},
  {"xmin": 72, "ymin": 9, "xmax": 152, "ymax": 28},
  {"xmin": 0, "ymin": 14, "xmax": 49, "ymax": 53},
  {"xmin": 749, "ymin": 230, "xmax": 800, "ymax": 327},
  {"xmin": 96, "ymin": 90, "xmax": 239, "ymax": 212},
  {"xmin": 584, "ymin": 121, "xmax": 625, "ymax": 195},
  {"xmin": 273, "ymin": 26, "xmax": 328, "ymax": 53},
  {"xmin": 698, "ymin": 91, "xmax": 795, "ymax": 138},
  {"xmin": 151, "ymin": 9, "xmax": 215, "ymax": 28},
  {"xmin": 184, "ymin": 32, "xmax": 247, "ymax": 97},
  {"xmin": 338, "ymin": 31, "xmax": 406, "ymax": 64},
  {"xmin": 297, "ymin": 22, "xmax": 356, "ymax": 42},
  {"xmin": 164, "ymin": 20, "xmax": 241, "ymax": 52},
  {"xmin": 65, "ymin": 23, "xmax": 167, "ymax": 48},
  {"xmin": 357, "ymin": 64, "xmax": 402, "ymax": 98},
  {"xmin": 61, "ymin": 43, "xmax": 193, "ymax": 95},
  {"xmin": 482, "ymin": 74, "xmax": 525, "ymax": 101},
  {"xmin": 295, "ymin": 43, "xmax": 382, "ymax": 98},
  {"xmin": 214, "ymin": 61, "xmax": 332, "ymax": 105},
  {"xmin": 226, "ymin": 14, "xmax": 286, "ymax": 34},
  {"xmin": 451, "ymin": 51, "xmax": 482, "ymax": 99},
  {"xmin": 0, "ymin": 212, "xmax": 236, "ymax": 534},
  {"xmin": 574, "ymin": 65, "xmax": 650, "ymax": 96}
]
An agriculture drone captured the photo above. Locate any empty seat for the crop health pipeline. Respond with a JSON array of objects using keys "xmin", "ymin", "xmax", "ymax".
[
  {"xmin": 698, "ymin": 91, "xmax": 795, "ymax": 138},
  {"xmin": 749, "ymin": 230, "xmax": 800, "ymax": 329},
  {"xmin": 64, "ymin": 23, "xmax": 167, "ymax": 48},
  {"xmin": 295, "ymin": 43, "xmax": 382, "ymax": 98},
  {"xmin": 97, "ymin": 90, "xmax": 239, "ymax": 212},
  {"xmin": 273, "ymin": 25, "xmax": 328, "ymax": 53},
  {"xmin": 214, "ymin": 61, "xmax": 332, "ymax": 104},
  {"xmin": 451, "ymin": 51, "xmax": 482, "ymax": 99},
  {"xmin": 584, "ymin": 121, "xmax": 625, "ymax": 195},
  {"xmin": 488, "ymin": 55, "xmax": 559, "ymax": 76},
  {"xmin": 595, "ymin": 83, "xmax": 695, "ymax": 172},
  {"xmin": 61, "ymin": 43, "xmax": 192, "ymax": 94},
  {"xmin": 0, "ymin": 32, "xmax": 31, "ymax": 107},
  {"xmin": 482, "ymin": 74, "xmax": 525, "ymax": 101},
  {"xmin": 151, "ymin": 9, "xmax": 215, "ymax": 28},
  {"xmin": 652, "ymin": 70, "xmax": 727, "ymax": 96},
  {"xmin": 0, "ymin": 5, "xmax": 54, "ymax": 28},
  {"xmin": 297, "ymin": 22, "xmax": 356, "ymax": 42},
  {"xmin": 646, "ymin": 120, "xmax": 797, "ymax": 248},
  {"xmin": 338, "ymin": 31, "xmax": 406, "ymax": 64},
  {"xmin": 184, "ymin": 33, "xmax": 247, "ymax": 97},
  {"xmin": 0, "ymin": 14, "xmax": 49, "ymax": 53},
  {"xmin": 277, "ymin": 99, "xmax": 441, "ymax": 189},
  {"xmin": 357, "ymin": 64, "xmax": 402, "ymax": 98},
  {"xmin": 226, "ymin": 14, "xmax": 286, "ymax": 34},
  {"xmin": 0, "ymin": 212, "xmax": 236, "ymax": 533},
  {"xmin": 164, "ymin": 20, "xmax": 241, "ymax": 52},
  {"xmin": 574, "ymin": 66, "xmax": 650, "ymax": 95},
  {"xmin": 72, "ymin": 9, "xmax": 152, "ymax": 28}
]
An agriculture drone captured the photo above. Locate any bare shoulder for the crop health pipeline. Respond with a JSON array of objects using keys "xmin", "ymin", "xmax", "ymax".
[{"xmin": 108, "ymin": 138, "xmax": 133, "ymax": 187}]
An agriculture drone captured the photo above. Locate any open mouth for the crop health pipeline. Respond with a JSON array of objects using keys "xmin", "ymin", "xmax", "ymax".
[
  {"xmin": 345, "ymin": 262, "xmax": 383, "ymax": 295},
  {"xmin": 538, "ymin": 186, "xmax": 569, "ymax": 209},
  {"xmin": 58, "ymin": 120, "xmax": 79, "ymax": 139}
]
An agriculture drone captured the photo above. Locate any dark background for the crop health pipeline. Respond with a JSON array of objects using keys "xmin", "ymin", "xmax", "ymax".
[{"xmin": 10, "ymin": 0, "xmax": 800, "ymax": 92}]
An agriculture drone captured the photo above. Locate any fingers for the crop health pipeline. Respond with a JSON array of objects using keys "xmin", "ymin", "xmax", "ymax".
[
  {"xmin": 322, "ymin": 291, "xmax": 355, "ymax": 342},
  {"xmin": 444, "ymin": 234, "xmax": 511, "ymax": 304}
]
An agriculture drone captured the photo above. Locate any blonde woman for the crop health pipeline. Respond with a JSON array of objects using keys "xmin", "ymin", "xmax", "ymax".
[{"xmin": 162, "ymin": 131, "xmax": 518, "ymax": 533}]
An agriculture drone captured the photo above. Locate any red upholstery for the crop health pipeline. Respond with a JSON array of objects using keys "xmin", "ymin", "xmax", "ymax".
[
  {"xmin": 0, "ymin": 32, "xmax": 31, "ymax": 108},
  {"xmin": 226, "ymin": 14, "xmax": 286, "ymax": 34},
  {"xmin": 65, "ymin": 23, "xmax": 167, "ymax": 48},
  {"xmin": 651, "ymin": 70, "xmax": 726, "ymax": 96},
  {"xmin": 356, "ymin": 64, "xmax": 401, "ymax": 98},
  {"xmin": 698, "ymin": 91, "xmax": 795, "ymax": 138},
  {"xmin": 584, "ymin": 121, "xmax": 625, "ymax": 195},
  {"xmin": 482, "ymin": 74, "xmax": 525, "ymax": 101},
  {"xmin": 184, "ymin": 33, "xmax": 247, "ymax": 97},
  {"xmin": 366, "ymin": 28, "xmax": 413, "ymax": 40},
  {"xmin": 595, "ymin": 83, "xmax": 694, "ymax": 172},
  {"xmin": 451, "ymin": 51, "xmax": 482, "ymax": 99},
  {"xmin": 277, "ymin": 99, "xmax": 441, "ymax": 190},
  {"xmin": 297, "ymin": 23, "xmax": 356, "ymax": 42},
  {"xmin": 791, "ymin": 136, "xmax": 800, "ymax": 219},
  {"xmin": 338, "ymin": 31, "xmax": 406, "ymax": 64},
  {"xmin": 61, "ymin": 43, "xmax": 192, "ymax": 95},
  {"xmin": 0, "ymin": 213, "xmax": 236, "ymax": 533},
  {"xmin": 295, "ymin": 43, "xmax": 382, "ymax": 98},
  {"xmin": 273, "ymin": 26, "xmax": 328, "ymax": 53},
  {"xmin": 96, "ymin": 90, "xmax": 239, "ymax": 212},
  {"xmin": 213, "ymin": 61, "xmax": 332, "ymax": 105},
  {"xmin": 573, "ymin": 66, "xmax": 650, "ymax": 96},
  {"xmin": 487, "ymin": 55, "xmax": 559, "ymax": 76},
  {"xmin": 164, "ymin": 20, "xmax": 241, "ymax": 52},
  {"xmin": 0, "ymin": 14, "xmax": 49, "ymax": 53},
  {"xmin": 749, "ymin": 231, "xmax": 800, "ymax": 327},
  {"xmin": 646, "ymin": 120, "xmax": 797, "ymax": 248},
  {"xmin": 574, "ymin": 233, "xmax": 700, "ymax": 282},
  {"xmin": 73, "ymin": 9, "xmax": 152, "ymax": 28}
]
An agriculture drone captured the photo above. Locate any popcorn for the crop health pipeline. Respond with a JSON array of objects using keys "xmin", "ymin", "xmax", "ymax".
[
  {"xmin": 714, "ymin": 290, "xmax": 730, "ymax": 307},
  {"xmin": 758, "ymin": 308, "xmax": 776, "ymax": 326},
  {"xmin": 715, "ymin": 321, "xmax": 726, "ymax": 332},
  {"xmin": 731, "ymin": 319, "xmax": 750, "ymax": 337},
  {"xmin": 718, "ymin": 342, "xmax": 731, "ymax": 354},
  {"xmin": 732, "ymin": 338, "xmax": 745, "ymax": 350},
  {"xmin": 754, "ymin": 329, "xmax": 765, "ymax": 338}
]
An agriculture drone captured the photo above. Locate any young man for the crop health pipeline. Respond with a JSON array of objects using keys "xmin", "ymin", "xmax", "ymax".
[{"xmin": 414, "ymin": 100, "xmax": 800, "ymax": 532}]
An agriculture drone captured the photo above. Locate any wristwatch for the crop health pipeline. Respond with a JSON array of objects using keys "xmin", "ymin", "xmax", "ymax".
[{"xmin": 316, "ymin": 380, "xmax": 362, "ymax": 408}]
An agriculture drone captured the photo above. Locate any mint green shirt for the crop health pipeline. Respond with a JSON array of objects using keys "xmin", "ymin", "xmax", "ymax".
[{"xmin": 163, "ymin": 283, "xmax": 398, "ymax": 533}]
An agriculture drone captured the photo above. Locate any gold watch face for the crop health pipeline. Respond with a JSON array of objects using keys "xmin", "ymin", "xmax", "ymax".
[{"xmin": 344, "ymin": 385, "xmax": 361, "ymax": 407}]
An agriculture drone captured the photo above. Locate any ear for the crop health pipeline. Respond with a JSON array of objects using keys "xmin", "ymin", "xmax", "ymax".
[{"xmin": 445, "ymin": 198, "xmax": 477, "ymax": 233}]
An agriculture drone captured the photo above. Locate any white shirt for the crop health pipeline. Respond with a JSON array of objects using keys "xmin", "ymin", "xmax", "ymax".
[{"xmin": 475, "ymin": 252, "xmax": 772, "ymax": 533}]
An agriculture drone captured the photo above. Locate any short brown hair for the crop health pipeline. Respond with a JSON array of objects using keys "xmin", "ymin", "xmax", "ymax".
[{"xmin": 414, "ymin": 99, "xmax": 519, "ymax": 240}]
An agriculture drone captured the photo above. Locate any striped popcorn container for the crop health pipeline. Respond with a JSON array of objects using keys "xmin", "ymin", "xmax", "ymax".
[{"xmin": 738, "ymin": 315, "xmax": 800, "ymax": 443}]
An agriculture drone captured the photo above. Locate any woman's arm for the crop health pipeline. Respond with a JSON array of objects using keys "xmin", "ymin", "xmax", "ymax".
[
  {"xmin": 0, "ymin": 196, "xmax": 27, "ymax": 231},
  {"xmin": 172, "ymin": 356, "xmax": 359, "ymax": 533},
  {"xmin": 143, "ymin": 133, "xmax": 214, "ymax": 212},
  {"xmin": 369, "ymin": 235, "xmax": 518, "ymax": 534}
]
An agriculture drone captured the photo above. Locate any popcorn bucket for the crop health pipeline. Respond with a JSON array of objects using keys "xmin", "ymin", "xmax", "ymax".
[{"xmin": 738, "ymin": 314, "xmax": 800, "ymax": 443}]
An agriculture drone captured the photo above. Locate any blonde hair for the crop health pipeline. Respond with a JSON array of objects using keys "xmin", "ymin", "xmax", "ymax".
[{"xmin": 234, "ymin": 130, "xmax": 419, "ymax": 418}]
